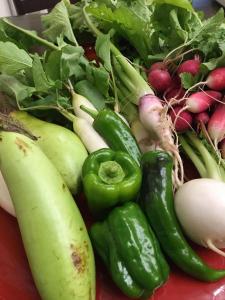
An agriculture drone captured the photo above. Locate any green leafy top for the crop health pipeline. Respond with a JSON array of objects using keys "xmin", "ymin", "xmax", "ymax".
[
  {"xmin": 42, "ymin": 0, "xmax": 78, "ymax": 46},
  {"xmin": 0, "ymin": 41, "xmax": 32, "ymax": 75},
  {"xmin": 71, "ymin": 0, "xmax": 202, "ymax": 63}
]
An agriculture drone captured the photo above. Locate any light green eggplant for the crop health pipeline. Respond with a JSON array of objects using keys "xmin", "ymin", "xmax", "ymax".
[
  {"xmin": 0, "ymin": 131, "xmax": 95, "ymax": 300},
  {"xmin": 10, "ymin": 111, "xmax": 88, "ymax": 195}
]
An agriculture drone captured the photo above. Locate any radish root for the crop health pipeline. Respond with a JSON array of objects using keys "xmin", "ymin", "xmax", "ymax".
[
  {"xmin": 206, "ymin": 239, "xmax": 225, "ymax": 258},
  {"xmin": 157, "ymin": 105, "xmax": 184, "ymax": 188}
]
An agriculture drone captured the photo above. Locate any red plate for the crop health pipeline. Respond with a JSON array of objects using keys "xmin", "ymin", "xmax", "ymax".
[{"xmin": 1, "ymin": 192, "xmax": 225, "ymax": 300}]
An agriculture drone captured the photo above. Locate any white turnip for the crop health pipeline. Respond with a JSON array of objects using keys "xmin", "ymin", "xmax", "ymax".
[{"xmin": 175, "ymin": 178, "xmax": 225, "ymax": 257}]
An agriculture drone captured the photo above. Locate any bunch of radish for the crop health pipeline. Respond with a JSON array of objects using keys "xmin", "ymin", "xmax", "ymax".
[{"xmin": 148, "ymin": 57, "xmax": 225, "ymax": 155}]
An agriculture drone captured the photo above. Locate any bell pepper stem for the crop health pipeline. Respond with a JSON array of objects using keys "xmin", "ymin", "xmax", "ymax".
[{"xmin": 98, "ymin": 161, "xmax": 125, "ymax": 184}]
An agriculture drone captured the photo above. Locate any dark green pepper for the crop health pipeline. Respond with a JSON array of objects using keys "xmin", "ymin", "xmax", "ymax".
[
  {"xmin": 90, "ymin": 202, "xmax": 169, "ymax": 298},
  {"xmin": 81, "ymin": 106, "xmax": 141, "ymax": 164},
  {"xmin": 139, "ymin": 150, "xmax": 225, "ymax": 282},
  {"xmin": 82, "ymin": 148, "xmax": 142, "ymax": 218}
]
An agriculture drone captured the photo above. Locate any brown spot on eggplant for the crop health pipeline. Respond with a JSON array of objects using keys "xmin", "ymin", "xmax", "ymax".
[
  {"xmin": 15, "ymin": 137, "xmax": 31, "ymax": 155},
  {"xmin": 70, "ymin": 244, "xmax": 87, "ymax": 273},
  {"xmin": 62, "ymin": 183, "xmax": 66, "ymax": 190}
]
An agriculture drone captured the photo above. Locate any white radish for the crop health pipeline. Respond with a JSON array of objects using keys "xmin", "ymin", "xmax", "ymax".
[
  {"xmin": 130, "ymin": 119, "xmax": 151, "ymax": 152},
  {"xmin": 0, "ymin": 171, "xmax": 15, "ymax": 216},
  {"xmin": 72, "ymin": 116, "xmax": 109, "ymax": 153},
  {"xmin": 175, "ymin": 178, "xmax": 225, "ymax": 257},
  {"xmin": 139, "ymin": 94, "xmax": 184, "ymax": 187},
  {"xmin": 72, "ymin": 92, "xmax": 97, "ymax": 124}
]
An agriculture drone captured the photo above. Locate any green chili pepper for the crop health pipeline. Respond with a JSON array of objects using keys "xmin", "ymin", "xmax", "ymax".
[
  {"xmin": 139, "ymin": 150, "xmax": 225, "ymax": 282},
  {"xmin": 81, "ymin": 106, "xmax": 141, "ymax": 164},
  {"xmin": 82, "ymin": 148, "xmax": 142, "ymax": 218},
  {"xmin": 90, "ymin": 202, "xmax": 169, "ymax": 298}
]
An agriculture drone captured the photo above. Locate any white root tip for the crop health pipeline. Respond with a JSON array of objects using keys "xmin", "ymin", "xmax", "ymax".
[{"xmin": 206, "ymin": 239, "xmax": 225, "ymax": 258}]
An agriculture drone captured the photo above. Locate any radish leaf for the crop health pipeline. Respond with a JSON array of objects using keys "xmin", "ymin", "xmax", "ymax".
[
  {"xmin": 42, "ymin": 0, "xmax": 78, "ymax": 46},
  {"xmin": 0, "ymin": 74, "xmax": 35, "ymax": 102},
  {"xmin": 0, "ymin": 41, "xmax": 32, "ymax": 75}
]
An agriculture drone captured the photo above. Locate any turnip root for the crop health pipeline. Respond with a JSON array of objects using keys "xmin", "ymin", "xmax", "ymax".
[
  {"xmin": 0, "ymin": 171, "xmax": 15, "ymax": 216},
  {"xmin": 175, "ymin": 178, "xmax": 225, "ymax": 257}
]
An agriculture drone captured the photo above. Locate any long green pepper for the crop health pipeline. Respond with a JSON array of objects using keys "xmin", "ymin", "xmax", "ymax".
[
  {"xmin": 81, "ymin": 106, "xmax": 141, "ymax": 164},
  {"xmin": 139, "ymin": 151, "xmax": 225, "ymax": 282}
]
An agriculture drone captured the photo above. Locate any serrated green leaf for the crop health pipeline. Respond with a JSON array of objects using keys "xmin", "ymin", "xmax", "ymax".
[
  {"xmin": 95, "ymin": 33, "xmax": 112, "ymax": 72},
  {"xmin": 0, "ymin": 41, "xmax": 32, "ymax": 75},
  {"xmin": 22, "ymin": 94, "xmax": 71, "ymax": 110},
  {"xmin": 42, "ymin": 0, "xmax": 77, "ymax": 46},
  {"xmin": 32, "ymin": 55, "xmax": 54, "ymax": 93},
  {"xmin": 75, "ymin": 80, "xmax": 105, "ymax": 110},
  {"xmin": 45, "ymin": 50, "xmax": 62, "ymax": 82},
  {"xmin": 180, "ymin": 72, "xmax": 200, "ymax": 90},
  {"xmin": 86, "ymin": 64, "xmax": 110, "ymax": 97},
  {"xmin": 152, "ymin": 0, "xmax": 193, "ymax": 11},
  {"xmin": 61, "ymin": 45, "xmax": 84, "ymax": 80},
  {"xmin": 0, "ymin": 74, "xmax": 35, "ymax": 102}
]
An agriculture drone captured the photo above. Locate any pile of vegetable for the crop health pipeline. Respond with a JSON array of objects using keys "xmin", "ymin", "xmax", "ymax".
[{"xmin": 1, "ymin": 0, "xmax": 225, "ymax": 299}]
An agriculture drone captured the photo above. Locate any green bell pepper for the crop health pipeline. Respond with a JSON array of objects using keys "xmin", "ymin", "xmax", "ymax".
[
  {"xmin": 90, "ymin": 202, "xmax": 169, "ymax": 298},
  {"xmin": 82, "ymin": 148, "xmax": 142, "ymax": 218}
]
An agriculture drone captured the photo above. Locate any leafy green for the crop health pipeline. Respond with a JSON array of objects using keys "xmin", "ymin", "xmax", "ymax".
[
  {"xmin": 78, "ymin": 0, "xmax": 202, "ymax": 63},
  {"xmin": 60, "ymin": 45, "xmax": 84, "ymax": 79},
  {"xmin": 151, "ymin": 0, "xmax": 194, "ymax": 11},
  {"xmin": 0, "ymin": 18, "xmax": 58, "ymax": 51},
  {"xmin": 179, "ymin": 72, "xmax": 200, "ymax": 90},
  {"xmin": 75, "ymin": 79, "xmax": 105, "ymax": 110},
  {"xmin": 95, "ymin": 33, "xmax": 112, "ymax": 71},
  {"xmin": 0, "ymin": 41, "xmax": 33, "ymax": 75},
  {"xmin": 32, "ymin": 55, "xmax": 55, "ymax": 92},
  {"xmin": 0, "ymin": 74, "xmax": 35, "ymax": 102},
  {"xmin": 22, "ymin": 94, "xmax": 71, "ymax": 110},
  {"xmin": 42, "ymin": 0, "xmax": 78, "ymax": 46}
]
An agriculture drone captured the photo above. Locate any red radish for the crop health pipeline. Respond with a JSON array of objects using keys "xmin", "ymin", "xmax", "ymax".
[
  {"xmin": 195, "ymin": 111, "xmax": 210, "ymax": 125},
  {"xmin": 208, "ymin": 102, "xmax": 225, "ymax": 145},
  {"xmin": 219, "ymin": 138, "xmax": 225, "ymax": 159},
  {"xmin": 171, "ymin": 75, "xmax": 181, "ymax": 88},
  {"xmin": 84, "ymin": 44, "xmax": 98, "ymax": 61},
  {"xmin": 169, "ymin": 106, "xmax": 193, "ymax": 132},
  {"xmin": 177, "ymin": 56, "xmax": 200, "ymax": 76},
  {"xmin": 165, "ymin": 87, "xmax": 185, "ymax": 105},
  {"xmin": 148, "ymin": 69, "xmax": 172, "ymax": 93},
  {"xmin": 149, "ymin": 61, "xmax": 166, "ymax": 71},
  {"xmin": 206, "ymin": 67, "xmax": 225, "ymax": 91},
  {"xmin": 186, "ymin": 90, "xmax": 222, "ymax": 113}
]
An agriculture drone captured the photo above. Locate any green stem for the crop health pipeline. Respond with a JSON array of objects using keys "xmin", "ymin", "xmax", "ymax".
[
  {"xmin": 179, "ymin": 135, "xmax": 206, "ymax": 177},
  {"xmin": 59, "ymin": 109, "xmax": 76, "ymax": 123},
  {"xmin": 3, "ymin": 18, "xmax": 60, "ymax": 51},
  {"xmin": 112, "ymin": 56, "xmax": 136, "ymax": 93},
  {"xmin": 82, "ymin": 5, "xmax": 153, "ymax": 104},
  {"xmin": 186, "ymin": 132, "xmax": 223, "ymax": 181},
  {"xmin": 80, "ymin": 105, "xmax": 98, "ymax": 119}
]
